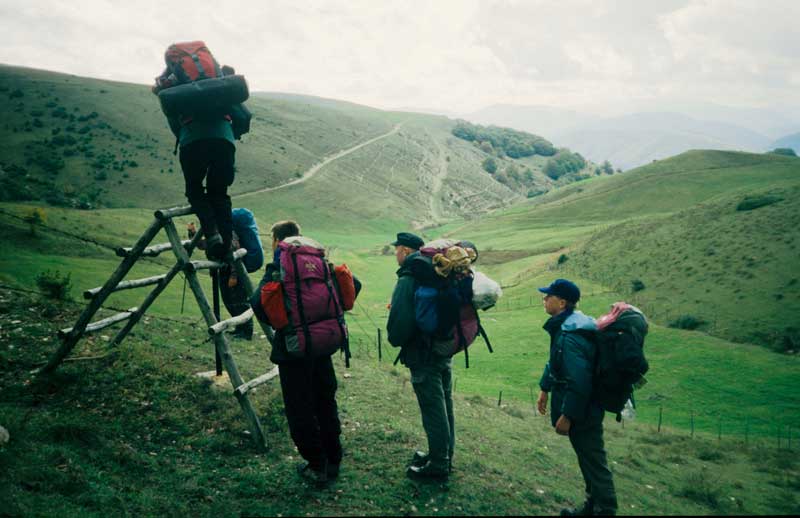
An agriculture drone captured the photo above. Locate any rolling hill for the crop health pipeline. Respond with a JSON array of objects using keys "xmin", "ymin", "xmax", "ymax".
[
  {"xmin": 446, "ymin": 149, "xmax": 800, "ymax": 350},
  {"xmin": 0, "ymin": 64, "xmax": 521, "ymax": 230},
  {"xmin": 2, "ymin": 65, "xmax": 800, "ymax": 516}
]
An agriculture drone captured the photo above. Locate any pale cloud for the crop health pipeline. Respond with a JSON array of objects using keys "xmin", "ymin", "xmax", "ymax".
[{"xmin": 0, "ymin": 0, "xmax": 798, "ymax": 113}]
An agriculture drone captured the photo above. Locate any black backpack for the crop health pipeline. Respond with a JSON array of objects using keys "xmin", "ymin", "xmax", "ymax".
[{"xmin": 593, "ymin": 307, "xmax": 649, "ymax": 421}]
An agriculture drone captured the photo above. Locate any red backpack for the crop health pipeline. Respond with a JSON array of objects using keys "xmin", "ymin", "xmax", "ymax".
[{"xmin": 165, "ymin": 41, "xmax": 222, "ymax": 84}]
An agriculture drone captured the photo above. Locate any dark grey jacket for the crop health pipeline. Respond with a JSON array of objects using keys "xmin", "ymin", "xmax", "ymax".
[
  {"xmin": 386, "ymin": 252, "xmax": 430, "ymax": 368},
  {"xmin": 540, "ymin": 309, "xmax": 603, "ymax": 427}
]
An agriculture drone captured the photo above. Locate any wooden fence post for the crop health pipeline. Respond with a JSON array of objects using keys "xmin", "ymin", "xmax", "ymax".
[
  {"xmin": 498, "ymin": 391, "xmax": 503, "ymax": 407},
  {"xmin": 377, "ymin": 328, "xmax": 382, "ymax": 362},
  {"xmin": 657, "ymin": 406, "xmax": 663, "ymax": 433},
  {"xmin": 211, "ymin": 269, "xmax": 222, "ymax": 376}
]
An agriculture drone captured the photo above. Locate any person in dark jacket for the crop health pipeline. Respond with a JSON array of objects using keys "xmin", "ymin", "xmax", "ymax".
[
  {"xmin": 152, "ymin": 69, "xmax": 237, "ymax": 261},
  {"xmin": 387, "ymin": 232, "xmax": 453, "ymax": 480},
  {"xmin": 250, "ymin": 220, "xmax": 358, "ymax": 485},
  {"xmin": 536, "ymin": 279, "xmax": 618, "ymax": 516}
]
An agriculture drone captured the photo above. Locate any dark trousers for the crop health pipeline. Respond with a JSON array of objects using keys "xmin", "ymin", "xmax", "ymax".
[
  {"xmin": 568, "ymin": 417, "xmax": 618, "ymax": 512},
  {"xmin": 218, "ymin": 268, "xmax": 252, "ymax": 337},
  {"xmin": 179, "ymin": 139, "xmax": 235, "ymax": 248},
  {"xmin": 278, "ymin": 356, "xmax": 343, "ymax": 469},
  {"xmin": 410, "ymin": 355, "xmax": 454, "ymax": 470}
]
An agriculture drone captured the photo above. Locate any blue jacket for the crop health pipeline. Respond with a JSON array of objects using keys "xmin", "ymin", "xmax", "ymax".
[
  {"xmin": 539, "ymin": 309, "xmax": 603, "ymax": 426},
  {"xmin": 231, "ymin": 208, "xmax": 264, "ymax": 273}
]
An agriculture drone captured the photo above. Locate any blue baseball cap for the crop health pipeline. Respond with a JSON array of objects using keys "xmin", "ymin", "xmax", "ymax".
[{"xmin": 538, "ymin": 278, "xmax": 581, "ymax": 303}]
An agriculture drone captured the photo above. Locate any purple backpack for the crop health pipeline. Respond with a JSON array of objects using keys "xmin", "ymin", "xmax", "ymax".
[{"xmin": 279, "ymin": 237, "xmax": 350, "ymax": 364}]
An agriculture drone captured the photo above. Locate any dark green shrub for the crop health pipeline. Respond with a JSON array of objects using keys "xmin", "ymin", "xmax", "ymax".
[
  {"xmin": 35, "ymin": 270, "xmax": 72, "ymax": 300},
  {"xmin": 669, "ymin": 314, "xmax": 706, "ymax": 330},
  {"xmin": 482, "ymin": 157, "xmax": 497, "ymax": 174},
  {"xmin": 452, "ymin": 120, "xmax": 556, "ymax": 158},
  {"xmin": 558, "ymin": 254, "xmax": 569, "ymax": 265},
  {"xmin": 676, "ymin": 470, "xmax": 723, "ymax": 509},
  {"xmin": 631, "ymin": 279, "xmax": 646, "ymax": 292},
  {"xmin": 43, "ymin": 190, "xmax": 71, "ymax": 207},
  {"xmin": 768, "ymin": 148, "xmax": 797, "ymax": 157},
  {"xmin": 33, "ymin": 152, "xmax": 65, "ymax": 174},
  {"xmin": 736, "ymin": 195, "xmax": 783, "ymax": 211},
  {"xmin": 544, "ymin": 150, "xmax": 586, "ymax": 179}
]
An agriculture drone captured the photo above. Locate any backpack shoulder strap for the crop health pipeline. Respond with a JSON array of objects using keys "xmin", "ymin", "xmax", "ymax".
[
  {"xmin": 473, "ymin": 307, "xmax": 493, "ymax": 353},
  {"xmin": 289, "ymin": 251, "xmax": 313, "ymax": 356},
  {"xmin": 324, "ymin": 262, "xmax": 350, "ymax": 368}
]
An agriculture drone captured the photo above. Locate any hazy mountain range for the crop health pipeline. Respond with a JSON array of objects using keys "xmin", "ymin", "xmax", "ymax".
[{"xmin": 462, "ymin": 103, "xmax": 800, "ymax": 170}]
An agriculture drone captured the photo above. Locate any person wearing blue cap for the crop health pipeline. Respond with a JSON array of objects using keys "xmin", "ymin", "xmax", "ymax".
[{"xmin": 536, "ymin": 279, "xmax": 618, "ymax": 516}]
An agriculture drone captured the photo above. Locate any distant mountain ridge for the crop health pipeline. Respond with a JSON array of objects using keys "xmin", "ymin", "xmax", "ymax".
[
  {"xmin": 463, "ymin": 103, "xmax": 799, "ymax": 170},
  {"xmin": 771, "ymin": 132, "xmax": 800, "ymax": 153}
]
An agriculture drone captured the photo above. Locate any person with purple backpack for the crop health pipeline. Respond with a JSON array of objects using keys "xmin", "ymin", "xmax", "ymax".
[{"xmin": 250, "ymin": 220, "xmax": 359, "ymax": 485}]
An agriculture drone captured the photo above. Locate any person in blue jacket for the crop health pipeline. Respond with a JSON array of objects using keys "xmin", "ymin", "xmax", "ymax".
[
  {"xmin": 189, "ymin": 208, "xmax": 263, "ymax": 339},
  {"xmin": 536, "ymin": 279, "xmax": 618, "ymax": 516}
]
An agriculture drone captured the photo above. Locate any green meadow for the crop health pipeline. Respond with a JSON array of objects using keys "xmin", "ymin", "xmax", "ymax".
[{"xmin": 2, "ymin": 66, "xmax": 800, "ymax": 515}]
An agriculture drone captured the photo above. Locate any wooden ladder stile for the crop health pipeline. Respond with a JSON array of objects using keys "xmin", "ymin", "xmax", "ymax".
[{"xmin": 38, "ymin": 205, "xmax": 278, "ymax": 451}]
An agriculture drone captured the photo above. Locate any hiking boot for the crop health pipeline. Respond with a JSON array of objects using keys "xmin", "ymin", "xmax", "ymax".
[
  {"xmin": 410, "ymin": 450, "xmax": 429, "ymax": 468},
  {"xmin": 205, "ymin": 233, "xmax": 225, "ymax": 261},
  {"xmin": 231, "ymin": 322, "xmax": 253, "ymax": 340},
  {"xmin": 297, "ymin": 462, "xmax": 328, "ymax": 485},
  {"xmin": 406, "ymin": 461, "xmax": 449, "ymax": 481},
  {"xmin": 560, "ymin": 499, "xmax": 594, "ymax": 516},
  {"xmin": 410, "ymin": 451, "xmax": 452, "ymax": 473}
]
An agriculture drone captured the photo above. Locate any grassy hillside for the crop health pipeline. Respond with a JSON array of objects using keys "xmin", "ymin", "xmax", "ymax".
[
  {"xmin": 3, "ymin": 66, "xmax": 800, "ymax": 515},
  {"xmin": 439, "ymin": 149, "xmax": 800, "ymax": 438},
  {"xmin": 565, "ymin": 184, "xmax": 800, "ymax": 349},
  {"xmin": 2, "ymin": 288, "xmax": 799, "ymax": 516},
  {"xmin": 0, "ymin": 64, "xmax": 521, "ymax": 228}
]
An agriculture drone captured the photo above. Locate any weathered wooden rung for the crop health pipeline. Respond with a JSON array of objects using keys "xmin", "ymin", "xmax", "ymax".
[
  {"xmin": 83, "ymin": 274, "xmax": 168, "ymax": 300},
  {"xmin": 188, "ymin": 248, "xmax": 248, "ymax": 271},
  {"xmin": 154, "ymin": 205, "xmax": 194, "ymax": 220},
  {"xmin": 234, "ymin": 366, "xmax": 280, "ymax": 397},
  {"xmin": 115, "ymin": 240, "xmax": 192, "ymax": 258},
  {"xmin": 209, "ymin": 308, "xmax": 254, "ymax": 335},
  {"xmin": 59, "ymin": 307, "xmax": 138, "ymax": 338}
]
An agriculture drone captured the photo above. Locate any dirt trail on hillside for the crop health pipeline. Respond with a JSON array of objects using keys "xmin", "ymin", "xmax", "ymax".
[
  {"xmin": 428, "ymin": 131, "xmax": 449, "ymax": 223},
  {"xmin": 234, "ymin": 122, "xmax": 404, "ymax": 199}
]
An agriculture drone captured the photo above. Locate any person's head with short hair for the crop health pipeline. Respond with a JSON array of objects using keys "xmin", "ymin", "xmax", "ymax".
[
  {"xmin": 271, "ymin": 220, "xmax": 301, "ymax": 250},
  {"xmin": 538, "ymin": 278, "xmax": 580, "ymax": 316},
  {"xmin": 391, "ymin": 232, "xmax": 424, "ymax": 266}
]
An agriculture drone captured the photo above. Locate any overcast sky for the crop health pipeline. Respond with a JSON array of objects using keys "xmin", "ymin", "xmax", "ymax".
[{"xmin": 1, "ymin": 0, "xmax": 799, "ymax": 115}]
